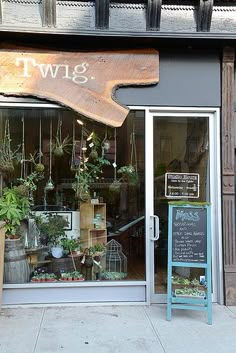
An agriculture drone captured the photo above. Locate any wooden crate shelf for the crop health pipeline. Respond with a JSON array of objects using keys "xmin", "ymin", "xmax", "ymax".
[{"xmin": 80, "ymin": 203, "xmax": 107, "ymax": 248}]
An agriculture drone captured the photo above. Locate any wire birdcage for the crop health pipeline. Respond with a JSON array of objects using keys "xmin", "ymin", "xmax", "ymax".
[{"xmin": 104, "ymin": 239, "xmax": 127, "ymax": 275}]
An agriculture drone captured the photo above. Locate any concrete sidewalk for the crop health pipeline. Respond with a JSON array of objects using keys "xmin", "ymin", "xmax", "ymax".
[{"xmin": 0, "ymin": 304, "xmax": 236, "ymax": 353}]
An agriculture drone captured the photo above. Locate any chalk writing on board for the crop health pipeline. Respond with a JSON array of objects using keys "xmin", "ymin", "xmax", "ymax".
[{"xmin": 172, "ymin": 207, "xmax": 207, "ymax": 263}]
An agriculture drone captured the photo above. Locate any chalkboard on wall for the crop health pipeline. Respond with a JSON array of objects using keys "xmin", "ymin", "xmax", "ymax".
[{"xmin": 171, "ymin": 207, "xmax": 207, "ymax": 263}]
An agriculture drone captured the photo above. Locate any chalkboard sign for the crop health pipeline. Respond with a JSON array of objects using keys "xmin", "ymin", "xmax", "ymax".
[
  {"xmin": 167, "ymin": 204, "xmax": 212, "ymax": 324},
  {"xmin": 172, "ymin": 207, "xmax": 207, "ymax": 263}
]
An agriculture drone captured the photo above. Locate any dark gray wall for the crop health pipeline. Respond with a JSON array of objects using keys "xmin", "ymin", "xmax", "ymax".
[{"xmin": 116, "ymin": 51, "xmax": 221, "ymax": 107}]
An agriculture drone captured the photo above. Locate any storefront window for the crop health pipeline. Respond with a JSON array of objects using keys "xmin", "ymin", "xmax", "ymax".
[{"xmin": 0, "ymin": 108, "xmax": 145, "ymax": 284}]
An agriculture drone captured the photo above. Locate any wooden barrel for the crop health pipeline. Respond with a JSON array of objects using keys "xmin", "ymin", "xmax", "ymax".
[{"xmin": 4, "ymin": 238, "xmax": 30, "ymax": 283}]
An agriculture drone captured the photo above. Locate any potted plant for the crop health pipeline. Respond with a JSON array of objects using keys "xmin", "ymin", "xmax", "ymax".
[
  {"xmin": 0, "ymin": 186, "xmax": 31, "ymax": 239},
  {"xmin": 37, "ymin": 213, "xmax": 68, "ymax": 258},
  {"xmin": 0, "ymin": 186, "xmax": 31, "ymax": 283},
  {"xmin": 61, "ymin": 237, "xmax": 80, "ymax": 256}
]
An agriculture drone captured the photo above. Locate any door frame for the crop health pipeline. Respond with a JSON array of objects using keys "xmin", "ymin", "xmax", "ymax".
[{"xmin": 131, "ymin": 106, "xmax": 223, "ymax": 305}]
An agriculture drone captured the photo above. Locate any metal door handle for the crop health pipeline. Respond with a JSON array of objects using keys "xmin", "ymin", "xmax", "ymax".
[{"xmin": 150, "ymin": 215, "xmax": 159, "ymax": 241}]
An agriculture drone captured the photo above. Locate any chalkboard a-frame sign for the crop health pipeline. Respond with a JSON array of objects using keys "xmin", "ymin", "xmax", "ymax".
[{"xmin": 167, "ymin": 203, "xmax": 212, "ymax": 325}]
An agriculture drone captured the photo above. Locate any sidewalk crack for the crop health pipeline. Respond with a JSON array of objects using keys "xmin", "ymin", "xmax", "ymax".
[
  {"xmin": 32, "ymin": 308, "xmax": 45, "ymax": 353},
  {"xmin": 143, "ymin": 306, "xmax": 167, "ymax": 353}
]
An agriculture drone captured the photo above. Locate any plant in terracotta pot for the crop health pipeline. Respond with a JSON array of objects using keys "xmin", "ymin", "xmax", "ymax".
[{"xmin": 37, "ymin": 213, "xmax": 69, "ymax": 258}]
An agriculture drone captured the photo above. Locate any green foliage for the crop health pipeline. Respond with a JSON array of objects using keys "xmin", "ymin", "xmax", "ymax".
[
  {"xmin": 0, "ymin": 187, "xmax": 31, "ymax": 238},
  {"xmin": 37, "ymin": 213, "xmax": 68, "ymax": 246},
  {"xmin": 18, "ymin": 171, "xmax": 44, "ymax": 195},
  {"xmin": 60, "ymin": 237, "xmax": 80, "ymax": 253},
  {"xmin": 117, "ymin": 165, "xmax": 139, "ymax": 186},
  {"xmin": 53, "ymin": 135, "xmax": 72, "ymax": 157},
  {"xmin": 72, "ymin": 156, "xmax": 110, "ymax": 201},
  {"xmin": 89, "ymin": 242, "xmax": 106, "ymax": 254}
]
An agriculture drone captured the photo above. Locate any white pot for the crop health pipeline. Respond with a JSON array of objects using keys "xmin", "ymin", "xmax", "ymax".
[{"xmin": 51, "ymin": 246, "xmax": 63, "ymax": 258}]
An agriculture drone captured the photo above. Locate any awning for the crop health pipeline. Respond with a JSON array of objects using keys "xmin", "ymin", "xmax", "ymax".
[{"xmin": 0, "ymin": 48, "xmax": 159, "ymax": 127}]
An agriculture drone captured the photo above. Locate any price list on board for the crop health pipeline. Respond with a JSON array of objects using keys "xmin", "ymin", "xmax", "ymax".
[{"xmin": 172, "ymin": 207, "xmax": 207, "ymax": 263}]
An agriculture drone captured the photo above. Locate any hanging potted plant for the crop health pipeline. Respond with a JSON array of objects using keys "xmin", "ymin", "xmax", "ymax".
[
  {"xmin": 53, "ymin": 116, "xmax": 72, "ymax": 157},
  {"xmin": 0, "ymin": 118, "xmax": 21, "ymax": 174},
  {"xmin": 117, "ymin": 165, "xmax": 139, "ymax": 186}
]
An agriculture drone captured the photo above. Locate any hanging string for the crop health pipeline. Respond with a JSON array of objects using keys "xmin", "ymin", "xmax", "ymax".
[
  {"xmin": 56, "ymin": 113, "xmax": 62, "ymax": 143},
  {"xmin": 4, "ymin": 118, "xmax": 10, "ymax": 156},
  {"xmin": 113, "ymin": 128, "xmax": 117, "ymax": 180},
  {"xmin": 39, "ymin": 116, "xmax": 42, "ymax": 164},
  {"xmin": 130, "ymin": 122, "xmax": 137, "ymax": 172},
  {"xmin": 49, "ymin": 118, "xmax": 52, "ymax": 179},
  {"xmin": 71, "ymin": 118, "xmax": 76, "ymax": 168},
  {"xmin": 101, "ymin": 126, "xmax": 108, "ymax": 158},
  {"xmin": 21, "ymin": 114, "xmax": 26, "ymax": 178}
]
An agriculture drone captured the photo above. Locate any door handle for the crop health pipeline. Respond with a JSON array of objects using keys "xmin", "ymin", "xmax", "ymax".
[{"xmin": 150, "ymin": 215, "xmax": 159, "ymax": 241}]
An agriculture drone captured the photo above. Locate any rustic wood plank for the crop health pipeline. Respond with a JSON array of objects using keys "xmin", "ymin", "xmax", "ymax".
[
  {"xmin": 0, "ymin": 48, "xmax": 159, "ymax": 127},
  {"xmin": 0, "ymin": 222, "xmax": 5, "ymax": 309},
  {"xmin": 222, "ymin": 47, "xmax": 236, "ymax": 304}
]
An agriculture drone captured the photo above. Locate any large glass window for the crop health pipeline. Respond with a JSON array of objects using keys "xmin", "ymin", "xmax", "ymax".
[{"xmin": 0, "ymin": 108, "xmax": 145, "ymax": 284}]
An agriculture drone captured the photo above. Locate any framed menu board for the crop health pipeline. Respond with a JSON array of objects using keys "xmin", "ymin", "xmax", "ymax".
[{"xmin": 167, "ymin": 203, "xmax": 212, "ymax": 325}]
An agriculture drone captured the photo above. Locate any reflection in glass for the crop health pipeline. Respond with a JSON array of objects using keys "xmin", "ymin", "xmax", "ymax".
[{"xmin": 154, "ymin": 116, "xmax": 209, "ymax": 294}]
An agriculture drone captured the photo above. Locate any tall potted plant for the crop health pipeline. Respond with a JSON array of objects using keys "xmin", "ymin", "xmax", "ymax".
[
  {"xmin": 0, "ymin": 186, "xmax": 31, "ymax": 283},
  {"xmin": 37, "ymin": 213, "xmax": 68, "ymax": 258}
]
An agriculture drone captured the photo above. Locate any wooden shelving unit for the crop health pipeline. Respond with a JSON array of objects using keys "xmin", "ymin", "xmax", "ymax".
[{"xmin": 80, "ymin": 203, "xmax": 107, "ymax": 248}]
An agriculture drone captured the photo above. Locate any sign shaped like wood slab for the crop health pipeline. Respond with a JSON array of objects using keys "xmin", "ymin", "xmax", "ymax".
[{"xmin": 0, "ymin": 49, "xmax": 159, "ymax": 127}]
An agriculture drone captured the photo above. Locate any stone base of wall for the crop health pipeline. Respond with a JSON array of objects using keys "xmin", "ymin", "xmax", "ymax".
[{"xmin": 224, "ymin": 271, "xmax": 236, "ymax": 306}]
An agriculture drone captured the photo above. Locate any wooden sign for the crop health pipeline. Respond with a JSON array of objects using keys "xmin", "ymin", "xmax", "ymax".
[
  {"xmin": 0, "ymin": 222, "xmax": 5, "ymax": 309},
  {"xmin": 165, "ymin": 173, "xmax": 200, "ymax": 199},
  {"xmin": 167, "ymin": 203, "xmax": 212, "ymax": 324},
  {"xmin": 0, "ymin": 49, "xmax": 159, "ymax": 127}
]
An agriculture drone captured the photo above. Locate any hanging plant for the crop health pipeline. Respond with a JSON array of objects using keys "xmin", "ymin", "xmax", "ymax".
[
  {"xmin": 53, "ymin": 115, "xmax": 72, "ymax": 157},
  {"xmin": 117, "ymin": 165, "xmax": 139, "ymax": 186},
  {"xmin": 0, "ymin": 118, "xmax": 21, "ymax": 174},
  {"xmin": 109, "ymin": 179, "xmax": 122, "ymax": 193},
  {"xmin": 88, "ymin": 132, "xmax": 100, "ymax": 161},
  {"xmin": 53, "ymin": 135, "xmax": 72, "ymax": 157},
  {"xmin": 116, "ymin": 125, "xmax": 139, "ymax": 187}
]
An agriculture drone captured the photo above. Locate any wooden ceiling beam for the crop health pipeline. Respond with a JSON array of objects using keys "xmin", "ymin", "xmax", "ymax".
[
  {"xmin": 42, "ymin": 0, "xmax": 57, "ymax": 28},
  {"xmin": 146, "ymin": 0, "xmax": 162, "ymax": 31},
  {"xmin": 95, "ymin": 0, "xmax": 110, "ymax": 29},
  {"xmin": 197, "ymin": 0, "xmax": 214, "ymax": 32}
]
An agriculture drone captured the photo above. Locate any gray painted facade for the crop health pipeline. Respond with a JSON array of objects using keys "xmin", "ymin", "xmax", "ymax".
[{"xmin": 116, "ymin": 51, "xmax": 221, "ymax": 107}]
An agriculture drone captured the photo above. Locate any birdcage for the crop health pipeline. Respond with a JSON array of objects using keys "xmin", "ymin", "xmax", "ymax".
[{"xmin": 101, "ymin": 239, "xmax": 127, "ymax": 280}]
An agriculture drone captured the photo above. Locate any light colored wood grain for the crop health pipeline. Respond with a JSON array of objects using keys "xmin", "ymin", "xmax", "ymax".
[{"xmin": 0, "ymin": 48, "xmax": 159, "ymax": 127}]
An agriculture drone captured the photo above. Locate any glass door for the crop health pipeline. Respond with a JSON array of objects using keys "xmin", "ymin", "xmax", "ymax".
[{"xmin": 147, "ymin": 111, "xmax": 219, "ymax": 303}]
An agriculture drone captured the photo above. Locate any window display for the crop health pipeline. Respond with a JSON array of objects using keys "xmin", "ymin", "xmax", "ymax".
[{"xmin": 0, "ymin": 108, "xmax": 145, "ymax": 284}]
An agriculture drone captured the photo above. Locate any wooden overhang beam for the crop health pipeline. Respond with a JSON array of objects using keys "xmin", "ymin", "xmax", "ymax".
[
  {"xmin": 42, "ymin": 0, "xmax": 57, "ymax": 28},
  {"xmin": 95, "ymin": 0, "xmax": 110, "ymax": 29},
  {"xmin": 197, "ymin": 0, "xmax": 214, "ymax": 32},
  {"xmin": 146, "ymin": 0, "xmax": 162, "ymax": 31}
]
